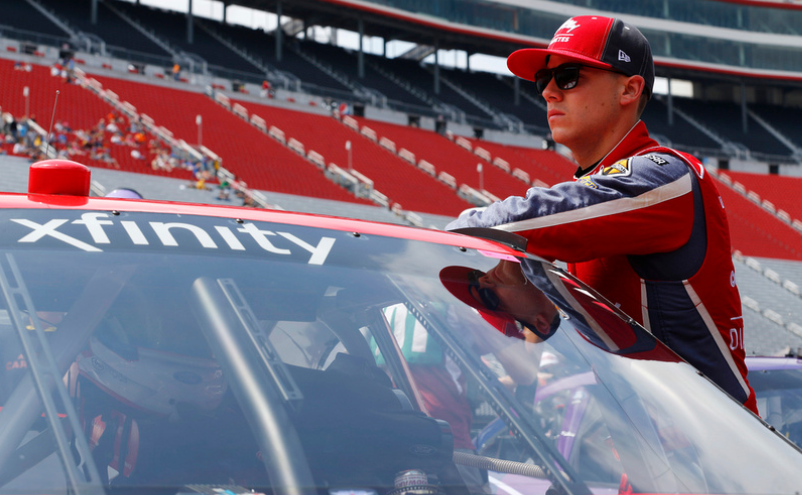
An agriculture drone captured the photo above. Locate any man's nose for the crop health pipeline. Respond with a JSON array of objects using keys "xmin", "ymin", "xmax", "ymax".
[{"xmin": 541, "ymin": 77, "xmax": 562, "ymax": 101}]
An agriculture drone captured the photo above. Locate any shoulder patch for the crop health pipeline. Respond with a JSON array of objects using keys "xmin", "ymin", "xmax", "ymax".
[
  {"xmin": 601, "ymin": 158, "xmax": 632, "ymax": 177},
  {"xmin": 643, "ymin": 154, "xmax": 668, "ymax": 166}
]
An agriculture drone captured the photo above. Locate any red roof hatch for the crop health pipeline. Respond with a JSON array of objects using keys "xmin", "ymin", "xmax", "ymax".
[{"xmin": 28, "ymin": 160, "xmax": 91, "ymax": 196}]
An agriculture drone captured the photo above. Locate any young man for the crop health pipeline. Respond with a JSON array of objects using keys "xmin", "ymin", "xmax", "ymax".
[{"xmin": 447, "ymin": 16, "xmax": 757, "ymax": 413}]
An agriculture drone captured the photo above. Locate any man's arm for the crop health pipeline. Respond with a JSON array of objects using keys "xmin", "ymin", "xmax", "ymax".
[{"xmin": 447, "ymin": 155, "xmax": 696, "ymax": 263}]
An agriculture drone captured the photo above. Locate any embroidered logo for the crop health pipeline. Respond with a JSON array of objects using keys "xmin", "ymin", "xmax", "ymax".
[
  {"xmin": 602, "ymin": 158, "xmax": 632, "ymax": 177},
  {"xmin": 644, "ymin": 154, "xmax": 668, "ymax": 166},
  {"xmin": 558, "ymin": 19, "xmax": 581, "ymax": 33},
  {"xmin": 618, "ymin": 50, "xmax": 631, "ymax": 63}
]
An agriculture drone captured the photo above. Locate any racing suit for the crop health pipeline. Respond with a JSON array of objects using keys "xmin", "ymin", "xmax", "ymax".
[{"xmin": 447, "ymin": 121, "xmax": 757, "ymax": 413}]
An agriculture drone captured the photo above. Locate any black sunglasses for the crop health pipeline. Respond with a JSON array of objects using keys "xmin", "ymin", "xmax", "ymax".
[
  {"xmin": 534, "ymin": 64, "xmax": 625, "ymax": 95},
  {"xmin": 468, "ymin": 270, "xmax": 500, "ymax": 311}
]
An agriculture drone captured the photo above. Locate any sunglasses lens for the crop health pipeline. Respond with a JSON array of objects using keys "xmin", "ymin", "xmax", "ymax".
[
  {"xmin": 534, "ymin": 69, "xmax": 552, "ymax": 94},
  {"xmin": 479, "ymin": 288, "xmax": 500, "ymax": 311},
  {"xmin": 554, "ymin": 66, "xmax": 580, "ymax": 90},
  {"xmin": 534, "ymin": 66, "xmax": 581, "ymax": 93}
]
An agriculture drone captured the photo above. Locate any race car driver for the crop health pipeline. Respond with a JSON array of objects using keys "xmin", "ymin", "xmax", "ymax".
[{"xmin": 447, "ymin": 15, "xmax": 758, "ymax": 413}]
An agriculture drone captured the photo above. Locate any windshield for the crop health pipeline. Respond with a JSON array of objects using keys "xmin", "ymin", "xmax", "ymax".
[
  {"xmin": 749, "ymin": 359, "xmax": 802, "ymax": 449},
  {"xmin": 0, "ymin": 209, "xmax": 800, "ymax": 495}
]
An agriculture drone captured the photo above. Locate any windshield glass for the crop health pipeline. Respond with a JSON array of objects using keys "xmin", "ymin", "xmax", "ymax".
[
  {"xmin": 749, "ymin": 360, "xmax": 802, "ymax": 449},
  {"xmin": 0, "ymin": 209, "xmax": 800, "ymax": 495}
]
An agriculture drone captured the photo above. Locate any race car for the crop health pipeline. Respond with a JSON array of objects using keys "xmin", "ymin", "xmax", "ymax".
[{"xmin": 0, "ymin": 159, "xmax": 801, "ymax": 495}]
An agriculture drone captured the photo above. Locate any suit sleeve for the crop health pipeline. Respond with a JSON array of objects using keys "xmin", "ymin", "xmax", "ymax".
[{"xmin": 446, "ymin": 155, "xmax": 696, "ymax": 263}]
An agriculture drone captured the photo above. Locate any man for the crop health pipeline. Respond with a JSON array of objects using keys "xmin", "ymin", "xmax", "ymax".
[{"xmin": 447, "ymin": 15, "xmax": 757, "ymax": 413}]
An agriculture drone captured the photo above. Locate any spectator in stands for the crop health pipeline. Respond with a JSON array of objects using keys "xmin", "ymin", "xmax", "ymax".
[
  {"xmin": 260, "ymin": 80, "xmax": 272, "ymax": 98},
  {"xmin": 447, "ymin": 15, "xmax": 758, "ymax": 414},
  {"xmin": 12, "ymin": 140, "xmax": 27, "ymax": 156},
  {"xmin": 7, "ymin": 117, "xmax": 18, "ymax": 142},
  {"xmin": 217, "ymin": 179, "xmax": 232, "ymax": 201},
  {"xmin": 172, "ymin": 63, "xmax": 181, "ymax": 81},
  {"xmin": 66, "ymin": 57, "xmax": 76, "ymax": 84},
  {"xmin": 17, "ymin": 120, "xmax": 28, "ymax": 142}
]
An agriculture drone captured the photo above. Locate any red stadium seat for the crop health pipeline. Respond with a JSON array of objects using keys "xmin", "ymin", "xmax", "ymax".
[
  {"xmin": 0, "ymin": 60, "xmax": 189, "ymax": 178},
  {"xmin": 231, "ymin": 99, "xmax": 473, "ymax": 216},
  {"xmin": 352, "ymin": 117, "xmax": 533, "ymax": 201},
  {"xmin": 716, "ymin": 178, "xmax": 802, "ymax": 261},
  {"xmin": 88, "ymin": 74, "xmax": 372, "ymax": 205},
  {"xmin": 725, "ymin": 170, "xmax": 802, "ymax": 225}
]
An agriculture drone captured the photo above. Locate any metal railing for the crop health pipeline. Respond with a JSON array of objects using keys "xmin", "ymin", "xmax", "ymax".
[{"xmin": 0, "ymin": 24, "xmax": 70, "ymax": 49}]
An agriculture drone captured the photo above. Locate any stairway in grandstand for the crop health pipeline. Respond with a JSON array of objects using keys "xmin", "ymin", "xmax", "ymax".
[
  {"xmin": 350, "ymin": 116, "xmax": 534, "ymax": 200},
  {"xmin": 84, "ymin": 73, "xmax": 374, "ymax": 205},
  {"xmin": 710, "ymin": 172, "xmax": 802, "ymax": 261},
  {"xmin": 0, "ymin": 59, "xmax": 192, "ymax": 179},
  {"xmin": 733, "ymin": 253, "xmax": 802, "ymax": 356},
  {"xmin": 721, "ymin": 170, "xmax": 802, "ymax": 227},
  {"xmin": 225, "ymin": 96, "xmax": 473, "ymax": 216}
]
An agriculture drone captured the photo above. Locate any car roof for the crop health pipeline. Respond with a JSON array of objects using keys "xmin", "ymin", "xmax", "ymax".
[{"xmin": 0, "ymin": 190, "xmax": 520, "ymax": 257}]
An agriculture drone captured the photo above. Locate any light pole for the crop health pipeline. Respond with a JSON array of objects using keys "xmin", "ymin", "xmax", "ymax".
[
  {"xmin": 477, "ymin": 162, "xmax": 483, "ymax": 192},
  {"xmin": 196, "ymin": 114, "xmax": 202, "ymax": 148},
  {"xmin": 345, "ymin": 140, "xmax": 352, "ymax": 171}
]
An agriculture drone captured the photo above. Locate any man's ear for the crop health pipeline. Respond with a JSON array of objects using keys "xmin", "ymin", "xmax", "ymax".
[
  {"xmin": 620, "ymin": 75, "xmax": 646, "ymax": 107},
  {"xmin": 533, "ymin": 313, "xmax": 552, "ymax": 336}
]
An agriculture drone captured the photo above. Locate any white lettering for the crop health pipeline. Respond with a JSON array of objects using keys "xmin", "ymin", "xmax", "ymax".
[
  {"xmin": 10, "ymin": 217, "xmax": 336, "ymax": 263},
  {"xmin": 121, "ymin": 221, "xmax": 148, "ymax": 245},
  {"xmin": 557, "ymin": 19, "xmax": 580, "ymax": 33},
  {"xmin": 151, "ymin": 222, "xmax": 217, "ymax": 249},
  {"xmin": 72, "ymin": 213, "xmax": 113, "ymax": 244},
  {"xmin": 277, "ymin": 232, "xmax": 336, "ymax": 265},
  {"xmin": 237, "ymin": 223, "xmax": 291, "ymax": 255},
  {"xmin": 215, "ymin": 226, "xmax": 245, "ymax": 251},
  {"xmin": 12, "ymin": 219, "xmax": 102, "ymax": 252},
  {"xmin": 552, "ymin": 36, "xmax": 571, "ymax": 43},
  {"xmin": 729, "ymin": 327, "xmax": 744, "ymax": 351}
]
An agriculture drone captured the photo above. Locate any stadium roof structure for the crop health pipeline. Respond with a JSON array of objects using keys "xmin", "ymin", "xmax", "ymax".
[{"xmin": 226, "ymin": 0, "xmax": 802, "ymax": 87}]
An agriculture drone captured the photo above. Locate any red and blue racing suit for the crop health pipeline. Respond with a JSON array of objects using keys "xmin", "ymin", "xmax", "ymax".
[{"xmin": 447, "ymin": 121, "xmax": 757, "ymax": 413}]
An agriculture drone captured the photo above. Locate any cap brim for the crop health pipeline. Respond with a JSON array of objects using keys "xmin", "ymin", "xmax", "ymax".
[{"xmin": 507, "ymin": 48, "xmax": 614, "ymax": 82}]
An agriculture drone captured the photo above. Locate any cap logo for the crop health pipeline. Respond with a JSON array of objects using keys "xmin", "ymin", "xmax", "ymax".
[
  {"xmin": 618, "ymin": 50, "xmax": 631, "ymax": 63},
  {"xmin": 557, "ymin": 19, "xmax": 581, "ymax": 33}
]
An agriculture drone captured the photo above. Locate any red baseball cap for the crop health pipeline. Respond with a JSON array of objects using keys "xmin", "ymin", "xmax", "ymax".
[{"xmin": 507, "ymin": 16, "xmax": 654, "ymax": 96}]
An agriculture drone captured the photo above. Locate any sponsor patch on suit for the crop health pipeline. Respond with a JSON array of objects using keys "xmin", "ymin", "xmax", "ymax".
[{"xmin": 601, "ymin": 158, "xmax": 632, "ymax": 177}]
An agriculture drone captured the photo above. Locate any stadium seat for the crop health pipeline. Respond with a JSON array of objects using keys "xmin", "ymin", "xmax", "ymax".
[
  {"xmin": 351, "ymin": 117, "xmax": 532, "ymax": 200},
  {"xmin": 232, "ymin": 99, "xmax": 473, "ymax": 216},
  {"xmin": 90, "ymin": 74, "xmax": 373, "ymax": 204}
]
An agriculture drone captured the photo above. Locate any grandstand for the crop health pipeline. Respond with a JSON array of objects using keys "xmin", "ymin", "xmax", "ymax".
[{"xmin": 1, "ymin": 0, "xmax": 802, "ymax": 354}]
